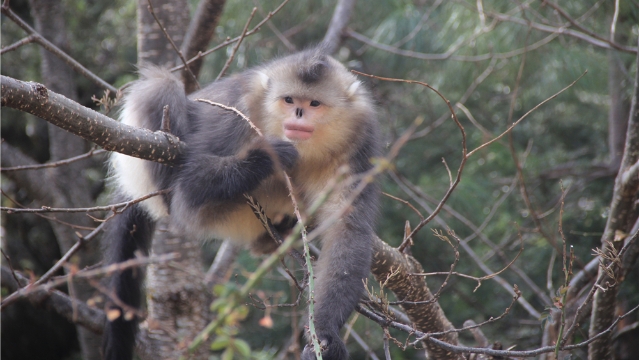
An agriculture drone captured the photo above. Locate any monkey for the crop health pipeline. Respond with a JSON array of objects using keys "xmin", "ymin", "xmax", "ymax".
[{"xmin": 103, "ymin": 47, "xmax": 380, "ymax": 360}]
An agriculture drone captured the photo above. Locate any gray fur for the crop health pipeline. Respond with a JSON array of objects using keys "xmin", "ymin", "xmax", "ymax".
[{"xmin": 106, "ymin": 48, "xmax": 380, "ymax": 360}]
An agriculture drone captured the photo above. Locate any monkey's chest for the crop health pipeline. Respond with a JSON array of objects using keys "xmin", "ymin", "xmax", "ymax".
[{"xmin": 210, "ymin": 179, "xmax": 295, "ymax": 244}]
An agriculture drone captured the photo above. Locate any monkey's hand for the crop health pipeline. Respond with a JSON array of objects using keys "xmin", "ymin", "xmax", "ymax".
[
  {"xmin": 301, "ymin": 332, "xmax": 348, "ymax": 360},
  {"xmin": 259, "ymin": 137, "xmax": 298, "ymax": 170}
]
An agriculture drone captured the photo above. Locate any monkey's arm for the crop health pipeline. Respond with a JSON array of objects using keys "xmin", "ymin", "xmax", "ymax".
[
  {"xmin": 178, "ymin": 138, "xmax": 298, "ymax": 207},
  {"xmin": 302, "ymin": 182, "xmax": 379, "ymax": 360}
]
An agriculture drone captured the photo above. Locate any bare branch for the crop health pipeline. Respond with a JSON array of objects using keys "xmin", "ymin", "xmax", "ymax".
[
  {"xmin": 2, "ymin": 189, "xmax": 170, "ymax": 214},
  {"xmin": 0, "ymin": 221, "xmax": 106, "ymax": 309},
  {"xmin": 485, "ymin": 10, "xmax": 637, "ymax": 54},
  {"xmin": 589, "ymin": 35, "xmax": 639, "ymax": 357},
  {"xmin": 0, "ymin": 34, "xmax": 37, "ymax": 54},
  {"xmin": 347, "ymin": 28, "xmax": 560, "ymax": 62},
  {"xmin": 1, "ymin": 75, "xmax": 184, "ymax": 163},
  {"xmin": 321, "ymin": 0, "xmax": 357, "ymax": 55},
  {"xmin": 146, "ymin": 0, "xmax": 200, "ymax": 89},
  {"xmin": 351, "ymin": 71, "xmax": 466, "ymax": 252},
  {"xmin": 1, "ymin": 266, "xmax": 106, "ymax": 333},
  {"xmin": 467, "ymin": 71, "xmax": 587, "ymax": 157},
  {"xmin": 215, "ymin": 7, "xmax": 256, "ymax": 81},
  {"xmin": 179, "ymin": 0, "xmax": 226, "ymax": 92},
  {"xmin": 1, "ymin": 148, "xmax": 106, "ymax": 172},
  {"xmin": 169, "ymin": 0, "xmax": 290, "ymax": 73},
  {"xmin": 1, "ymin": 4, "xmax": 117, "ymax": 93}
]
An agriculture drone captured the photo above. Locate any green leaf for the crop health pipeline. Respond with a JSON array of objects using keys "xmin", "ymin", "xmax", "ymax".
[
  {"xmin": 234, "ymin": 339, "xmax": 251, "ymax": 358},
  {"xmin": 210, "ymin": 336, "xmax": 230, "ymax": 351},
  {"xmin": 222, "ymin": 348, "xmax": 234, "ymax": 360}
]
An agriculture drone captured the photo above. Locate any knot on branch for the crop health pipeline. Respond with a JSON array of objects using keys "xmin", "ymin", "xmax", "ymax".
[{"xmin": 29, "ymin": 82, "xmax": 49, "ymax": 100}]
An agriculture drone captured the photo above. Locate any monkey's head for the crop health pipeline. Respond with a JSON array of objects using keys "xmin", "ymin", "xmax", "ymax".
[{"xmin": 257, "ymin": 49, "xmax": 374, "ymax": 161}]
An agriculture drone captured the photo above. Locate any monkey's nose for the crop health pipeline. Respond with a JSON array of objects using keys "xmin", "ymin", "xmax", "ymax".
[{"xmin": 295, "ymin": 108, "xmax": 303, "ymax": 118}]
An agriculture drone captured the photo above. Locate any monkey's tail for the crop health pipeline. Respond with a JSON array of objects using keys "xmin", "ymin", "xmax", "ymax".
[{"xmin": 102, "ymin": 203, "xmax": 155, "ymax": 360}]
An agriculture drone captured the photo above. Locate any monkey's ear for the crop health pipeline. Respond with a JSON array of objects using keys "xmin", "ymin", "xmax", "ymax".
[
  {"xmin": 347, "ymin": 81, "xmax": 361, "ymax": 98},
  {"xmin": 258, "ymin": 72, "xmax": 270, "ymax": 89}
]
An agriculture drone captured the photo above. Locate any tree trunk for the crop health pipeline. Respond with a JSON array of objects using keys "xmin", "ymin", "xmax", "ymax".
[
  {"xmin": 137, "ymin": 0, "xmax": 190, "ymax": 68},
  {"xmin": 179, "ymin": 0, "xmax": 226, "ymax": 93},
  {"xmin": 133, "ymin": 1, "xmax": 214, "ymax": 357},
  {"xmin": 137, "ymin": 219, "xmax": 211, "ymax": 360},
  {"xmin": 588, "ymin": 37, "xmax": 639, "ymax": 360},
  {"xmin": 607, "ymin": 34, "xmax": 630, "ymax": 169},
  {"xmin": 28, "ymin": 1, "xmax": 102, "ymax": 358}
]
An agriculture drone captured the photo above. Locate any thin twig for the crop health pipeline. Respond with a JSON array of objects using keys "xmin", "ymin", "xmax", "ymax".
[
  {"xmin": 0, "ymin": 221, "xmax": 106, "ymax": 309},
  {"xmin": 467, "ymin": 71, "xmax": 587, "ymax": 157},
  {"xmin": 382, "ymin": 192, "xmax": 424, "ymax": 221},
  {"xmin": 251, "ymin": 0, "xmax": 296, "ymax": 51},
  {"xmin": 0, "ymin": 34, "xmax": 37, "ymax": 54},
  {"xmin": 170, "ymin": 0, "xmax": 290, "ymax": 73},
  {"xmin": 0, "ymin": 4, "xmax": 117, "ymax": 93},
  {"xmin": 1, "ymin": 189, "xmax": 170, "ymax": 214},
  {"xmin": 215, "ymin": 8, "xmax": 256, "ymax": 81},
  {"xmin": 1, "ymin": 149, "xmax": 107, "ymax": 172},
  {"xmin": 193, "ymin": 99, "xmax": 263, "ymax": 135},
  {"xmin": 160, "ymin": 105, "xmax": 171, "ymax": 132},
  {"xmin": 352, "ymin": 71, "xmax": 467, "ymax": 252},
  {"xmin": 347, "ymin": 28, "xmax": 561, "ymax": 62},
  {"xmin": 357, "ymin": 300, "xmax": 639, "ymax": 357},
  {"xmin": 145, "ymin": 0, "xmax": 200, "ymax": 89},
  {"xmin": 485, "ymin": 10, "xmax": 636, "ymax": 54}
]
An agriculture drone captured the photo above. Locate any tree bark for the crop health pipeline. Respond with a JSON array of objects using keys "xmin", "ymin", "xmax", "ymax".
[
  {"xmin": 137, "ymin": 219, "xmax": 211, "ymax": 360},
  {"xmin": 179, "ymin": 0, "xmax": 226, "ymax": 93},
  {"xmin": 1, "ymin": 76, "xmax": 185, "ymax": 163},
  {"xmin": 133, "ymin": 1, "xmax": 211, "ymax": 358},
  {"xmin": 27, "ymin": 0, "xmax": 102, "ymax": 357},
  {"xmin": 588, "ymin": 38, "xmax": 639, "ymax": 360},
  {"xmin": 321, "ymin": 0, "xmax": 357, "ymax": 55},
  {"xmin": 137, "ymin": 0, "xmax": 190, "ymax": 67},
  {"xmin": 371, "ymin": 237, "xmax": 462, "ymax": 360},
  {"xmin": 607, "ymin": 33, "xmax": 630, "ymax": 169}
]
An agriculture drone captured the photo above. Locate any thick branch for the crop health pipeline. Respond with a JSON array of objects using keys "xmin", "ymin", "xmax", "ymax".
[
  {"xmin": 179, "ymin": 0, "xmax": 226, "ymax": 92},
  {"xmin": 589, "ymin": 36, "xmax": 639, "ymax": 359},
  {"xmin": 321, "ymin": 0, "xmax": 357, "ymax": 55},
  {"xmin": 1, "ymin": 75, "xmax": 185, "ymax": 164},
  {"xmin": 371, "ymin": 237, "xmax": 462, "ymax": 360}
]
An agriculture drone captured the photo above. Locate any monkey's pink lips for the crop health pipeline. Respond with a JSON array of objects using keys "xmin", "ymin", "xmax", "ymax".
[{"xmin": 284, "ymin": 123, "xmax": 314, "ymax": 141}]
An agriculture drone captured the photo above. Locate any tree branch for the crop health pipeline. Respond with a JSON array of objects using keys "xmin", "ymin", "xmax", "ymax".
[
  {"xmin": 321, "ymin": 0, "xmax": 357, "ymax": 55},
  {"xmin": 588, "ymin": 36, "xmax": 639, "ymax": 358},
  {"xmin": 1, "ymin": 266, "xmax": 106, "ymax": 334},
  {"xmin": 1, "ymin": 3, "xmax": 117, "ymax": 93},
  {"xmin": 179, "ymin": 0, "xmax": 226, "ymax": 92},
  {"xmin": 371, "ymin": 237, "xmax": 462, "ymax": 360},
  {"xmin": 1, "ymin": 75, "xmax": 185, "ymax": 163}
]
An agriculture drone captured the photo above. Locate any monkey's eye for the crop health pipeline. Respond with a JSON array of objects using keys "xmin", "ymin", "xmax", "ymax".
[
  {"xmin": 284, "ymin": 96, "xmax": 294, "ymax": 104},
  {"xmin": 310, "ymin": 100, "xmax": 321, "ymax": 107}
]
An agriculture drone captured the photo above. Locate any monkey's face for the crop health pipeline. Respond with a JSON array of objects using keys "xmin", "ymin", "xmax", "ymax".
[{"xmin": 278, "ymin": 96, "xmax": 327, "ymax": 142}]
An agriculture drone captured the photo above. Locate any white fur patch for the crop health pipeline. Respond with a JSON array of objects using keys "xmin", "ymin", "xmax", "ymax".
[
  {"xmin": 110, "ymin": 153, "xmax": 168, "ymax": 219},
  {"xmin": 258, "ymin": 71, "xmax": 270, "ymax": 90},
  {"xmin": 109, "ymin": 102, "xmax": 169, "ymax": 219},
  {"xmin": 347, "ymin": 81, "xmax": 361, "ymax": 98}
]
